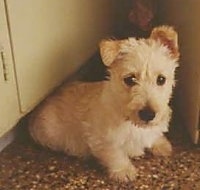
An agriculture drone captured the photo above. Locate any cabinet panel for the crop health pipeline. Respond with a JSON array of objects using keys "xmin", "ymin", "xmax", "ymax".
[
  {"xmin": 5, "ymin": 0, "xmax": 114, "ymax": 113},
  {"xmin": 0, "ymin": 0, "xmax": 19, "ymax": 137},
  {"xmin": 158, "ymin": 0, "xmax": 200, "ymax": 143}
]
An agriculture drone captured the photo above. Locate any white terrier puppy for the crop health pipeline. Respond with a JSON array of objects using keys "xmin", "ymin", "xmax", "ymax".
[{"xmin": 29, "ymin": 26, "xmax": 179, "ymax": 181}]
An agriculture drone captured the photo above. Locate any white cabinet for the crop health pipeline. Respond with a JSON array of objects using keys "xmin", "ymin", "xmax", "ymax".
[
  {"xmin": 0, "ymin": 0, "xmax": 20, "ymax": 137},
  {"xmin": 6, "ymin": 0, "xmax": 114, "ymax": 113},
  {"xmin": 0, "ymin": 0, "xmax": 114, "ymax": 139}
]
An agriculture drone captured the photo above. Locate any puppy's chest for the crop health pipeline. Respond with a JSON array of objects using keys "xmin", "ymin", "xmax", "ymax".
[{"xmin": 108, "ymin": 122, "xmax": 163, "ymax": 149}]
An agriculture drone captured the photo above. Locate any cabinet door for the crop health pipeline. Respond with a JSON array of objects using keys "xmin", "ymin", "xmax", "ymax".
[
  {"xmin": 0, "ymin": 0, "xmax": 19, "ymax": 137},
  {"xmin": 159, "ymin": 0, "xmax": 200, "ymax": 144},
  {"xmin": 5, "ymin": 0, "xmax": 114, "ymax": 113}
]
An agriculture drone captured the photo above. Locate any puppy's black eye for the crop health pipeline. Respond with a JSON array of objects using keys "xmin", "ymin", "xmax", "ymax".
[
  {"xmin": 124, "ymin": 75, "xmax": 137, "ymax": 87},
  {"xmin": 157, "ymin": 75, "xmax": 166, "ymax": 86}
]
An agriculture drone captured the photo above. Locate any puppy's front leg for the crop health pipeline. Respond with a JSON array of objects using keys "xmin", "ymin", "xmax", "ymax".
[
  {"xmin": 91, "ymin": 145, "xmax": 137, "ymax": 182},
  {"xmin": 151, "ymin": 135, "xmax": 172, "ymax": 156}
]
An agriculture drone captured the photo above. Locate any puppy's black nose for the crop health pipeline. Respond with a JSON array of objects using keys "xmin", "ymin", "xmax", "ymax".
[{"xmin": 138, "ymin": 107, "xmax": 155, "ymax": 122}]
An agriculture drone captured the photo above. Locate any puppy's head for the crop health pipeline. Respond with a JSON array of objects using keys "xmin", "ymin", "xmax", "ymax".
[{"xmin": 100, "ymin": 26, "xmax": 179, "ymax": 127}]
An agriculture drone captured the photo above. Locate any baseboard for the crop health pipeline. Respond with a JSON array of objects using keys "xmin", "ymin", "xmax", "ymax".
[{"xmin": 0, "ymin": 128, "xmax": 16, "ymax": 152}]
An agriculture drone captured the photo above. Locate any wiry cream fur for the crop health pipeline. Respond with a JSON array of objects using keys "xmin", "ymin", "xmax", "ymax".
[{"xmin": 29, "ymin": 26, "xmax": 179, "ymax": 182}]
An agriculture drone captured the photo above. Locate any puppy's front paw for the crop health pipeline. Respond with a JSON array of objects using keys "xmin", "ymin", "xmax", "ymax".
[
  {"xmin": 151, "ymin": 136, "xmax": 172, "ymax": 156},
  {"xmin": 109, "ymin": 164, "xmax": 137, "ymax": 182}
]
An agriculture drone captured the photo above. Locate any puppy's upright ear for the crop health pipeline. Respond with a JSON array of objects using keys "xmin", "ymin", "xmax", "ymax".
[
  {"xmin": 99, "ymin": 40, "xmax": 121, "ymax": 66},
  {"xmin": 150, "ymin": 26, "xmax": 179, "ymax": 59}
]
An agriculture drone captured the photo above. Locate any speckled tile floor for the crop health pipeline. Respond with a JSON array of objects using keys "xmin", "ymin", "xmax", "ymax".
[{"xmin": 0, "ymin": 123, "xmax": 199, "ymax": 190}]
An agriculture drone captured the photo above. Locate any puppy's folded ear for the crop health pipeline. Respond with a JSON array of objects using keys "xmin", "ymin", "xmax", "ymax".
[
  {"xmin": 150, "ymin": 25, "xmax": 180, "ymax": 59},
  {"xmin": 99, "ymin": 40, "xmax": 121, "ymax": 66}
]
